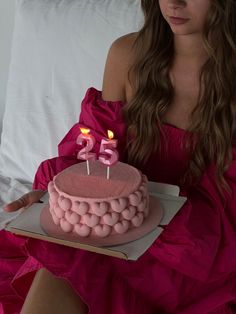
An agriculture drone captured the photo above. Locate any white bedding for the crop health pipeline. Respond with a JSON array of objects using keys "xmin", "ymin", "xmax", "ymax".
[
  {"xmin": 0, "ymin": 175, "xmax": 31, "ymax": 229},
  {"xmin": 0, "ymin": 0, "xmax": 143, "ymax": 226}
]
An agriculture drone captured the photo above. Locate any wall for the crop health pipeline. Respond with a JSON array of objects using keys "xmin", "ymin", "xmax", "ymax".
[{"xmin": 0, "ymin": 0, "xmax": 15, "ymax": 136}]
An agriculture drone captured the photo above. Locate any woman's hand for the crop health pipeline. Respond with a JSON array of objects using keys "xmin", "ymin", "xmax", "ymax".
[{"xmin": 3, "ymin": 190, "xmax": 46, "ymax": 212}]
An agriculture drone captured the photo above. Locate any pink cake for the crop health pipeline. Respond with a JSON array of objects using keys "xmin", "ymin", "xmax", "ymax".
[{"xmin": 46, "ymin": 161, "xmax": 149, "ymax": 238}]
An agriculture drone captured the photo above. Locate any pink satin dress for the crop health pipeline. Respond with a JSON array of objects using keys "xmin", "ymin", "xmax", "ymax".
[{"xmin": 1, "ymin": 88, "xmax": 236, "ymax": 314}]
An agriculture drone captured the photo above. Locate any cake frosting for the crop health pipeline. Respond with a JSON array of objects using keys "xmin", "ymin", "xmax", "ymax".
[{"xmin": 47, "ymin": 161, "xmax": 149, "ymax": 238}]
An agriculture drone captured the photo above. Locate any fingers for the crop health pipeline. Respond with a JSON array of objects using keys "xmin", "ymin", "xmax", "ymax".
[
  {"xmin": 3, "ymin": 190, "xmax": 46, "ymax": 212},
  {"xmin": 27, "ymin": 190, "xmax": 46, "ymax": 206},
  {"xmin": 3, "ymin": 197, "xmax": 28, "ymax": 212}
]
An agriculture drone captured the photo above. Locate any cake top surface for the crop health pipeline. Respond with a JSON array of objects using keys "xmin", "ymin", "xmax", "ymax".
[{"xmin": 53, "ymin": 161, "xmax": 142, "ymax": 200}]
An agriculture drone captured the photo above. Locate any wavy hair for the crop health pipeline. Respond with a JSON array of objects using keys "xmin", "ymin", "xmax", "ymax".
[{"xmin": 124, "ymin": 0, "xmax": 236, "ymax": 192}]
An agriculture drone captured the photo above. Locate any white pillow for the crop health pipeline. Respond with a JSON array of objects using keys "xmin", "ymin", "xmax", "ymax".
[{"xmin": 0, "ymin": 0, "xmax": 143, "ymax": 183}]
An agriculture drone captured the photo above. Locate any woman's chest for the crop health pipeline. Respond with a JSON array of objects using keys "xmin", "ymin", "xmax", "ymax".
[
  {"xmin": 126, "ymin": 72, "xmax": 200, "ymax": 130},
  {"xmin": 163, "ymin": 74, "xmax": 200, "ymax": 130}
]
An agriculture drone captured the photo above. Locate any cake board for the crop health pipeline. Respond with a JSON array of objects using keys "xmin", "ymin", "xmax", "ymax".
[{"xmin": 5, "ymin": 182, "xmax": 187, "ymax": 260}]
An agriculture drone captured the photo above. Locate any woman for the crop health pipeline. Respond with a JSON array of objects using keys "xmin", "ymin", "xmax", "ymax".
[{"xmin": 3, "ymin": 0, "xmax": 236, "ymax": 313}]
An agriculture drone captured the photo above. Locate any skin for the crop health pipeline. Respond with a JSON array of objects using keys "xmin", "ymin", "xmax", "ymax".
[
  {"xmin": 159, "ymin": 0, "xmax": 211, "ymax": 130},
  {"xmin": 159, "ymin": 0, "xmax": 211, "ymax": 36},
  {"xmin": 4, "ymin": 0, "xmax": 213, "ymax": 311},
  {"xmin": 21, "ymin": 268, "xmax": 88, "ymax": 314}
]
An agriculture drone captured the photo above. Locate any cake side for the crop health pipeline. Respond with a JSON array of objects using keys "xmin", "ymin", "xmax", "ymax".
[{"xmin": 47, "ymin": 161, "xmax": 150, "ymax": 238}]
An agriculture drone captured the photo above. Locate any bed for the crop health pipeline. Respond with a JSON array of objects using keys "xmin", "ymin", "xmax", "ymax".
[{"xmin": 0, "ymin": 0, "xmax": 143, "ymax": 228}]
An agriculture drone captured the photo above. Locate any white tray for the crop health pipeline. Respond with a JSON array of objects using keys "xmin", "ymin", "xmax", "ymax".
[{"xmin": 6, "ymin": 182, "xmax": 187, "ymax": 260}]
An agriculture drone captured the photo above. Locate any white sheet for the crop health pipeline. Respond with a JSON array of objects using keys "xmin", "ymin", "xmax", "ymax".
[
  {"xmin": 0, "ymin": 0, "xmax": 143, "ymax": 183},
  {"xmin": 0, "ymin": 173, "xmax": 31, "ymax": 229}
]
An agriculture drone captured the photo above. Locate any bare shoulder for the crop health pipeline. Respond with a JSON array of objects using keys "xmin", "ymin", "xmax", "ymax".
[
  {"xmin": 102, "ymin": 32, "xmax": 138, "ymax": 102},
  {"xmin": 111, "ymin": 32, "xmax": 137, "ymax": 55}
]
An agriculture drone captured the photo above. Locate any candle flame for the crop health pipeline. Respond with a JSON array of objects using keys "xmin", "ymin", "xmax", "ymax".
[
  {"xmin": 80, "ymin": 128, "xmax": 90, "ymax": 135},
  {"xmin": 107, "ymin": 130, "xmax": 114, "ymax": 140}
]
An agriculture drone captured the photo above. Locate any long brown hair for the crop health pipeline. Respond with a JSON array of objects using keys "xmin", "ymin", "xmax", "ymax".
[{"xmin": 124, "ymin": 0, "xmax": 236, "ymax": 191}]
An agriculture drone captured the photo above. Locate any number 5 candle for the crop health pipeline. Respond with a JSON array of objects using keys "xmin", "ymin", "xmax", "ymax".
[
  {"xmin": 99, "ymin": 130, "xmax": 119, "ymax": 179},
  {"xmin": 77, "ymin": 128, "xmax": 96, "ymax": 175}
]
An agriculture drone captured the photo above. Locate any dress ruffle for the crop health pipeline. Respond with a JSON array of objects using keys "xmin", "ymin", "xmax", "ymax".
[{"xmin": 58, "ymin": 87, "xmax": 127, "ymax": 160}]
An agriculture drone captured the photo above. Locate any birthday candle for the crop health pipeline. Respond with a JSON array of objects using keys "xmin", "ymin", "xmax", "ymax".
[
  {"xmin": 77, "ymin": 128, "xmax": 96, "ymax": 175},
  {"xmin": 99, "ymin": 130, "xmax": 119, "ymax": 179}
]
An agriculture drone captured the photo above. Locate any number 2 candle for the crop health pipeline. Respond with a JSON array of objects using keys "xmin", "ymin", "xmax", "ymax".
[{"xmin": 77, "ymin": 128, "xmax": 96, "ymax": 175}]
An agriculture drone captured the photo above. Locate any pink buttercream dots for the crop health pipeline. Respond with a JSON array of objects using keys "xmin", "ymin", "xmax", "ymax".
[
  {"xmin": 135, "ymin": 191, "xmax": 142, "ymax": 202},
  {"xmin": 83, "ymin": 214, "xmax": 100, "ymax": 227},
  {"xmin": 92, "ymin": 202, "xmax": 109, "ymax": 216},
  {"xmin": 114, "ymin": 220, "xmax": 130, "ymax": 234},
  {"xmin": 60, "ymin": 198, "xmax": 72, "ymax": 211},
  {"xmin": 139, "ymin": 185, "xmax": 146, "ymax": 193},
  {"xmin": 52, "ymin": 213, "xmax": 60, "ymax": 225},
  {"xmin": 49, "ymin": 205, "xmax": 54, "ymax": 214},
  {"xmin": 110, "ymin": 198, "xmax": 128, "ymax": 213},
  {"xmin": 137, "ymin": 198, "xmax": 147, "ymax": 212},
  {"xmin": 131, "ymin": 213, "xmax": 144, "ymax": 227},
  {"xmin": 94, "ymin": 224, "xmax": 112, "ymax": 237},
  {"xmin": 72, "ymin": 201, "xmax": 89, "ymax": 215},
  {"xmin": 58, "ymin": 196, "xmax": 71, "ymax": 210},
  {"xmin": 54, "ymin": 206, "xmax": 65, "ymax": 219},
  {"xmin": 48, "ymin": 181, "xmax": 55, "ymax": 193},
  {"xmin": 129, "ymin": 193, "xmax": 139, "ymax": 206},
  {"xmin": 103, "ymin": 212, "xmax": 119, "ymax": 226},
  {"xmin": 74, "ymin": 224, "xmax": 91, "ymax": 237},
  {"xmin": 121, "ymin": 206, "xmax": 136, "ymax": 220},
  {"xmin": 129, "ymin": 190, "xmax": 144, "ymax": 206},
  {"xmin": 60, "ymin": 218, "xmax": 73, "ymax": 232},
  {"xmin": 50, "ymin": 191, "xmax": 59, "ymax": 204},
  {"xmin": 65, "ymin": 211, "xmax": 80, "ymax": 225}
]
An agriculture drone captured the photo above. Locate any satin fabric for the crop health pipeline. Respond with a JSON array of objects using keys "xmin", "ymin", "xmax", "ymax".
[{"xmin": 1, "ymin": 88, "xmax": 236, "ymax": 313}]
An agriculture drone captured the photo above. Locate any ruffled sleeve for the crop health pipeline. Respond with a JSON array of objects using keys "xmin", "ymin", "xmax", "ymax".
[
  {"xmin": 149, "ymin": 149, "xmax": 236, "ymax": 281},
  {"xmin": 58, "ymin": 87, "xmax": 127, "ymax": 161},
  {"xmin": 33, "ymin": 88, "xmax": 127, "ymax": 190}
]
